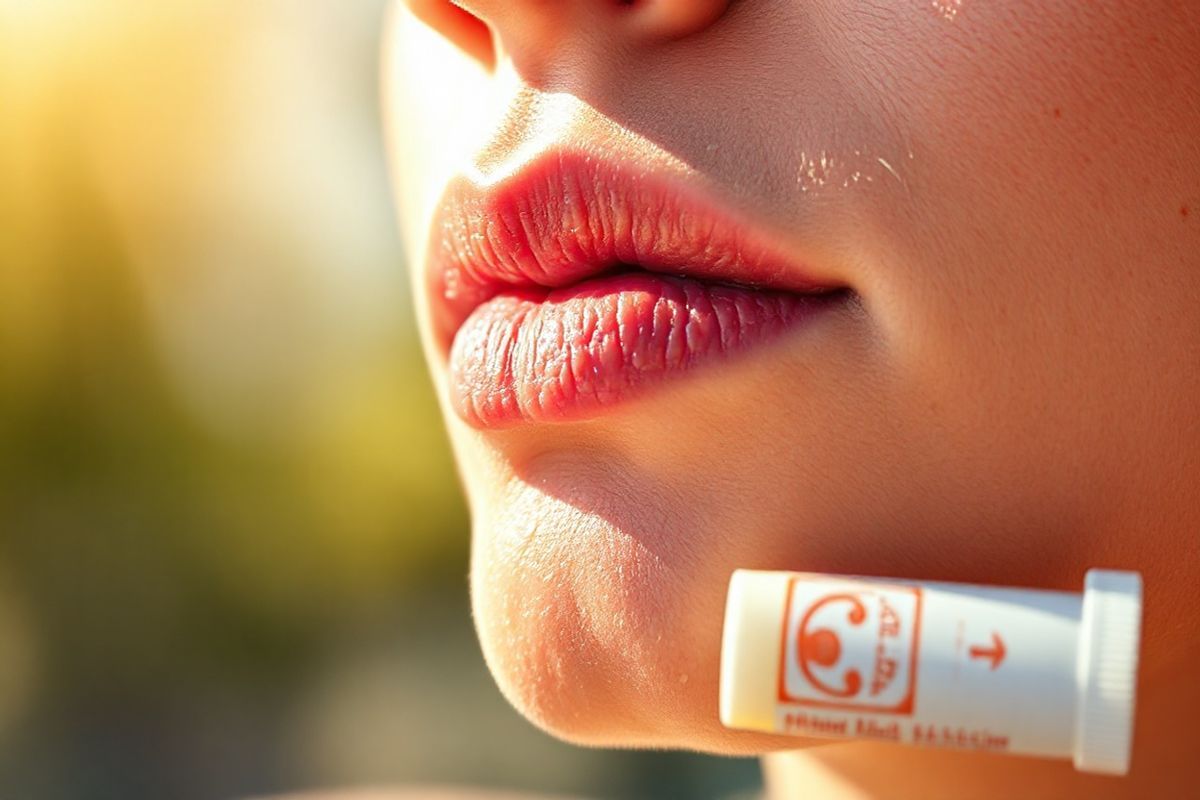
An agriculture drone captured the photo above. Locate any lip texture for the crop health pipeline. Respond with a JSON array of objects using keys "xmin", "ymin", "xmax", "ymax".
[{"xmin": 429, "ymin": 152, "xmax": 847, "ymax": 428}]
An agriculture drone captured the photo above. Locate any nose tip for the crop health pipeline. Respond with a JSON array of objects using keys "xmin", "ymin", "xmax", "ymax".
[
  {"xmin": 492, "ymin": 0, "xmax": 734, "ymax": 80},
  {"xmin": 406, "ymin": 0, "xmax": 732, "ymax": 70},
  {"xmin": 624, "ymin": 0, "xmax": 730, "ymax": 39}
]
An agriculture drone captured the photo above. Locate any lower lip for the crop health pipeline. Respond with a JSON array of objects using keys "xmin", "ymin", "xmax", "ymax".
[{"xmin": 448, "ymin": 271, "xmax": 847, "ymax": 428}]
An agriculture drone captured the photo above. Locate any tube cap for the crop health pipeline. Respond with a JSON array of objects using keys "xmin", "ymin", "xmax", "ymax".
[{"xmin": 1074, "ymin": 569, "xmax": 1142, "ymax": 775}]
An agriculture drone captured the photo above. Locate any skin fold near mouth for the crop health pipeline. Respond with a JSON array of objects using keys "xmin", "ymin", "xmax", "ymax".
[{"xmin": 449, "ymin": 269, "xmax": 849, "ymax": 428}]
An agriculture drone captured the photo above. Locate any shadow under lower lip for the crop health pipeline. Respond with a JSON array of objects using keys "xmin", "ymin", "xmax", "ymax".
[{"xmin": 448, "ymin": 271, "xmax": 848, "ymax": 429}]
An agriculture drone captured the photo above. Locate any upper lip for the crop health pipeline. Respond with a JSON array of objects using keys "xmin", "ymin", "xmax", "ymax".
[{"xmin": 426, "ymin": 148, "xmax": 846, "ymax": 354}]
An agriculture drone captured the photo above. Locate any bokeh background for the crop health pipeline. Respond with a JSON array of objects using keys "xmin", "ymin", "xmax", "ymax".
[{"xmin": 0, "ymin": 2, "xmax": 762, "ymax": 798}]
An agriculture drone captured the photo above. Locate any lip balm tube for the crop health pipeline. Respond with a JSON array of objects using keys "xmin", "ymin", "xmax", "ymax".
[{"xmin": 720, "ymin": 568, "xmax": 1141, "ymax": 774}]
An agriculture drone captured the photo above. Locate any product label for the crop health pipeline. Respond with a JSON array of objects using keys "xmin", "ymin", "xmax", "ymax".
[{"xmin": 778, "ymin": 575, "xmax": 922, "ymax": 714}]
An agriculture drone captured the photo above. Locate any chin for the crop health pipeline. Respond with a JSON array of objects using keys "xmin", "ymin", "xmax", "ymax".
[{"xmin": 464, "ymin": 464, "xmax": 827, "ymax": 755}]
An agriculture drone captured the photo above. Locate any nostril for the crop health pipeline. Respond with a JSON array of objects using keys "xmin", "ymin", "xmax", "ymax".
[{"xmin": 404, "ymin": 0, "xmax": 495, "ymax": 69}]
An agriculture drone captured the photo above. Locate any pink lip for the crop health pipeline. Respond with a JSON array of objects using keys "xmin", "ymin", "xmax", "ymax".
[{"xmin": 428, "ymin": 151, "xmax": 848, "ymax": 428}]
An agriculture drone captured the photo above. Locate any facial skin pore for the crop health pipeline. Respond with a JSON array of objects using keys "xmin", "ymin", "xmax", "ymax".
[{"xmin": 385, "ymin": 2, "xmax": 1199, "ymax": 795}]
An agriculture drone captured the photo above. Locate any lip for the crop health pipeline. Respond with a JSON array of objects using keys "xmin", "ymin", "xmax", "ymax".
[{"xmin": 427, "ymin": 150, "xmax": 849, "ymax": 428}]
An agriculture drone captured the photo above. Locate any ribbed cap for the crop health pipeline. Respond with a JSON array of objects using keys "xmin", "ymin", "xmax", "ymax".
[{"xmin": 1073, "ymin": 569, "xmax": 1142, "ymax": 775}]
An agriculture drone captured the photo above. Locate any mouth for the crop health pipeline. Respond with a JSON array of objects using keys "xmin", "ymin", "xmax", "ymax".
[{"xmin": 428, "ymin": 151, "xmax": 851, "ymax": 428}]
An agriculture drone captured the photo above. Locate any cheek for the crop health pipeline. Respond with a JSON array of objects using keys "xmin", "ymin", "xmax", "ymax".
[
  {"xmin": 831, "ymin": 0, "xmax": 1192, "ymax": 266},
  {"xmin": 841, "ymin": 3, "xmax": 1197, "ymax": 442}
]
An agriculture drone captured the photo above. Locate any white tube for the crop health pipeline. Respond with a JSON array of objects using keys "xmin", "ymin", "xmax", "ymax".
[{"xmin": 719, "ymin": 569, "xmax": 1141, "ymax": 774}]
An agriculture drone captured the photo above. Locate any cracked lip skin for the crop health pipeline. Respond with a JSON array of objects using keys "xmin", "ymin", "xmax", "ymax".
[{"xmin": 427, "ymin": 149, "xmax": 851, "ymax": 429}]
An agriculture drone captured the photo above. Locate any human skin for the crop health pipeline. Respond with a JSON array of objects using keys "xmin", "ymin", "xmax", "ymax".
[{"xmin": 383, "ymin": 1, "xmax": 1200, "ymax": 796}]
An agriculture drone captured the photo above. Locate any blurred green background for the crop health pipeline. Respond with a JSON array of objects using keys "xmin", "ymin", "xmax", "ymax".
[{"xmin": 0, "ymin": 2, "xmax": 761, "ymax": 798}]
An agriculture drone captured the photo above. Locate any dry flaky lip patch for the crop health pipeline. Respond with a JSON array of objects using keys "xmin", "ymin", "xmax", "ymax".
[{"xmin": 450, "ymin": 271, "xmax": 847, "ymax": 428}]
